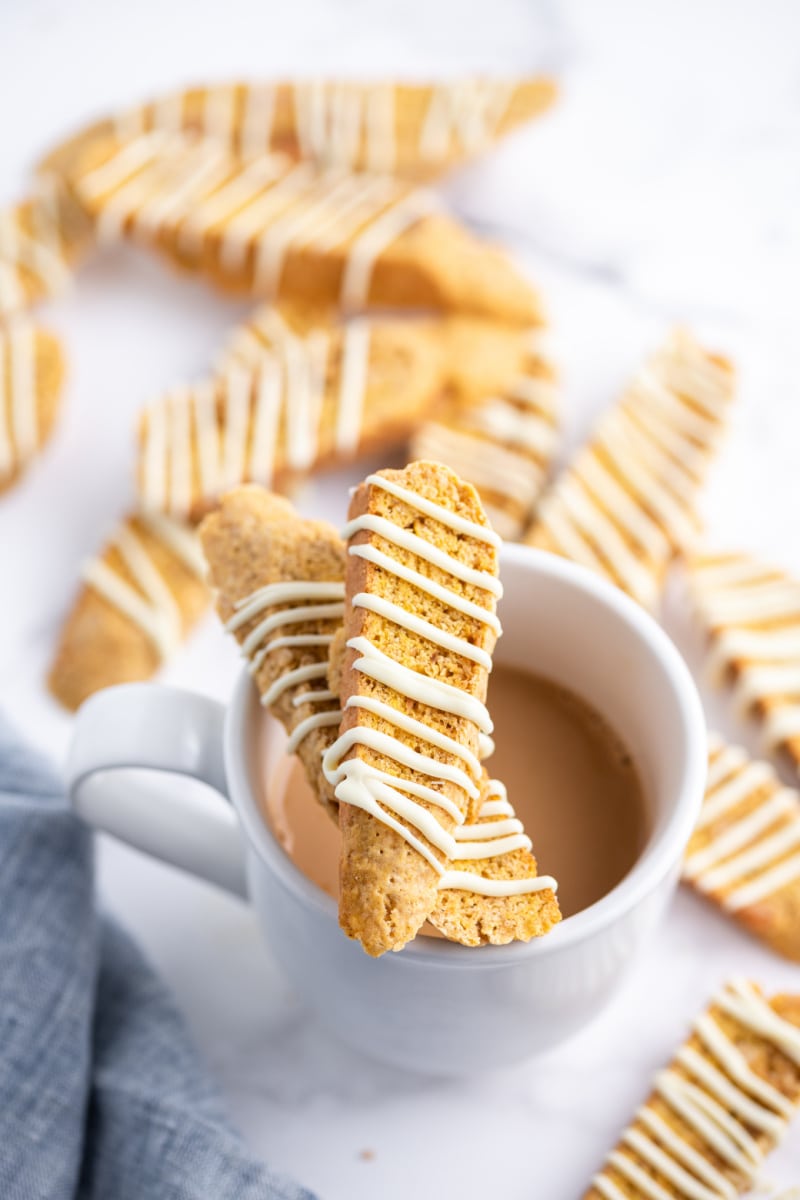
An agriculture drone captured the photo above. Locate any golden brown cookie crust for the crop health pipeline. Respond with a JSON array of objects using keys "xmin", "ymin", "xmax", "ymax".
[
  {"xmin": 0, "ymin": 323, "xmax": 66, "ymax": 494},
  {"xmin": 200, "ymin": 485, "xmax": 346, "ymax": 815}
]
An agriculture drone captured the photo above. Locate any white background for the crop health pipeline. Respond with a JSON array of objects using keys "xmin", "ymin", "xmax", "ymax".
[{"xmin": 2, "ymin": 1, "xmax": 800, "ymax": 1196}]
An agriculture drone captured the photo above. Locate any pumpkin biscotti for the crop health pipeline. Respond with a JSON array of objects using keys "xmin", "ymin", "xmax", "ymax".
[
  {"xmin": 63, "ymin": 131, "xmax": 541, "ymax": 325},
  {"xmin": 526, "ymin": 330, "xmax": 736, "ymax": 607},
  {"xmin": 410, "ymin": 328, "xmax": 559, "ymax": 540},
  {"xmin": 683, "ymin": 734, "xmax": 800, "ymax": 961},
  {"xmin": 688, "ymin": 551, "xmax": 800, "ymax": 778},
  {"xmin": 48, "ymin": 512, "xmax": 209, "ymax": 710},
  {"xmin": 200, "ymin": 486, "xmax": 345, "ymax": 817},
  {"xmin": 324, "ymin": 461, "xmax": 558, "ymax": 955},
  {"xmin": 0, "ymin": 320, "xmax": 66, "ymax": 494},
  {"xmin": 0, "ymin": 183, "xmax": 90, "ymax": 319},
  {"xmin": 49, "ymin": 77, "xmax": 556, "ymax": 183},
  {"xmin": 586, "ymin": 979, "xmax": 800, "ymax": 1199},
  {"xmin": 136, "ymin": 313, "xmax": 445, "ymax": 522}
]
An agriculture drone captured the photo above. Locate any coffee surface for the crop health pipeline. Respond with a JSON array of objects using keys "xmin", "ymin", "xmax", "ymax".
[{"xmin": 263, "ymin": 665, "xmax": 647, "ymax": 920}]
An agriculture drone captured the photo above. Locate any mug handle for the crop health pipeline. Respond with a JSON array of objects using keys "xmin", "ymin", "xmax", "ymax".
[{"xmin": 65, "ymin": 683, "xmax": 248, "ymax": 898}]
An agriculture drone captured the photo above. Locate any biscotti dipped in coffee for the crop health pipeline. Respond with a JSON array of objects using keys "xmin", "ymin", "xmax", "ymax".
[
  {"xmin": 136, "ymin": 313, "xmax": 445, "ymax": 522},
  {"xmin": 411, "ymin": 327, "xmax": 559, "ymax": 540},
  {"xmin": 688, "ymin": 551, "xmax": 800, "ymax": 780},
  {"xmin": 0, "ymin": 320, "xmax": 66, "ymax": 493},
  {"xmin": 585, "ymin": 979, "xmax": 800, "ymax": 1200},
  {"xmin": 321, "ymin": 461, "xmax": 553, "ymax": 955},
  {"xmin": 327, "ymin": 622, "xmax": 560, "ymax": 947},
  {"xmin": 526, "ymin": 330, "xmax": 736, "ymax": 606},
  {"xmin": 200, "ymin": 486, "xmax": 346, "ymax": 816},
  {"xmin": 683, "ymin": 734, "xmax": 800, "ymax": 962},
  {"xmin": 48, "ymin": 512, "xmax": 209, "ymax": 710},
  {"xmin": 63, "ymin": 131, "xmax": 542, "ymax": 325},
  {"xmin": 46, "ymin": 77, "xmax": 556, "ymax": 184}
]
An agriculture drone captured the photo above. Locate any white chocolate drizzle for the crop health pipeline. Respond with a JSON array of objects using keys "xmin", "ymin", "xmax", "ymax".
[
  {"xmin": 689, "ymin": 553, "xmax": 800, "ymax": 758},
  {"xmin": 141, "ymin": 319, "xmax": 375, "ymax": 516},
  {"xmin": 683, "ymin": 736, "xmax": 800, "ymax": 911},
  {"xmin": 531, "ymin": 331, "xmax": 734, "ymax": 606},
  {"xmin": 82, "ymin": 514, "xmax": 204, "ymax": 659},
  {"xmin": 0, "ymin": 198, "xmax": 71, "ymax": 315},
  {"xmin": 593, "ymin": 979, "xmax": 800, "ymax": 1199},
  {"xmin": 0, "ymin": 320, "xmax": 38, "ymax": 479},
  {"xmin": 72, "ymin": 132, "xmax": 436, "ymax": 308},
  {"xmin": 411, "ymin": 344, "xmax": 559, "ymax": 540},
  {"xmin": 224, "ymin": 580, "xmax": 345, "ymax": 753},
  {"xmin": 322, "ymin": 471, "xmax": 555, "ymax": 898}
]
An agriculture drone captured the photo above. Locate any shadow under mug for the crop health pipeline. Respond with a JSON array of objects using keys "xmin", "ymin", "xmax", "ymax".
[{"xmin": 66, "ymin": 545, "xmax": 706, "ymax": 1076}]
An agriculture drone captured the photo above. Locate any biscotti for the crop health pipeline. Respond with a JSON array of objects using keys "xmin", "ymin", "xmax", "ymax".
[
  {"xmin": 411, "ymin": 328, "xmax": 559, "ymax": 539},
  {"xmin": 322, "ymin": 462, "xmax": 559, "ymax": 955},
  {"xmin": 526, "ymin": 330, "xmax": 736, "ymax": 606},
  {"xmin": 47, "ymin": 77, "xmax": 557, "ymax": 183},
  {"xmin": 0, "ymin": 320, "xmax": 66, "ymax": 493},
  {"xmin": 136, "ymin": 313, "xmax": 445, "ymax": 521},
  {"xmin": 48, "ymin": 512, "xmax": 209, "ymax": 710},
  {"xmin": 63, "ymin": 131, "xmax": 542, "ymax": 324},
  {"xmin": 200, "ymin": 486, "xmax": 345, "ymax": 816},
  {"xmin": 0, "ymin": 182, "xmax": 91, "ymax": 318},
  {"xmin": 586, "ymin": 979, "xmax": 800, "ymax": 1199},
  {"xmin": 688, "ymin": 551, "xmax": 800, "ymax": 778},
  {"xmin": 683, "ymin": 734, "xmax": 800, "ymax": 961}
]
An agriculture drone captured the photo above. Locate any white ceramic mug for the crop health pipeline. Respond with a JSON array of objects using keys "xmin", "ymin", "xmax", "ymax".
[{"xmin": 65, "ymin": 545, "xmax": 706, "ymax": 1076}]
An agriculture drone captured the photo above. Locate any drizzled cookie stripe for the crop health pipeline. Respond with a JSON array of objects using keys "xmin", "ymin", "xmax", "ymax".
[
  {"xmin": 529, "ymin": 331, "xmax": 735, "ymax": 607},
  {"xmin": 411, "ymin": 336, "xmax": 559, "ymax": 540},
  {"xmin": 225, "ymin": 580, "xmax": 345, "ymax": 753},
  {"xmin": 140, "ymin": 322, "xmax": 372, "ymax": 517},
  {"xmin": 0, "ymin": 321, "xmax": 40, "ymax": 478},
  {"xmin": 82, "ymin": 514, "xmax": 205, "ymax": 659},
  {"xmin": 322, "ymin": 473, "xmax": 556, "ymax": 899},
  {"xmin": 113, "ymin": 80, "xmax": 521, "ymax": 174},
  {"xmin": 684, "ymin": 736, "xmax": 800, "ymax": 913},
  {"xmin": 689, "ymin": 553, "xmax": 800, "ymax": 758},
  {"xmin": 591, "ymin": 979, "xmax": 800, "ymax": 1200},
  {"xmin": 0, "ymin": 201, "xmax": 71, "ymax": 316},
  {"xmin": 73, "ymin": 132, "xmax": 435, "ymax": 307}
]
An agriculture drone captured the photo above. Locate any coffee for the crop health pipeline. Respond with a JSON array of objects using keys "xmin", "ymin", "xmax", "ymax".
[{"xmin": 263, "ymin": 665, "xmax": 648, "ymax": 922}]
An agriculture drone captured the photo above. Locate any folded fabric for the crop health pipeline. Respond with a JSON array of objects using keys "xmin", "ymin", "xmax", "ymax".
[{"xmin": 0, "ymin": 714, "xmax": 316, "ymax": 1200}]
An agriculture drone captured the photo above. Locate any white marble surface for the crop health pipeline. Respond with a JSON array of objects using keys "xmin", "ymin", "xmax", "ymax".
[{"xmin": 2, "ymin": 0, "xmax": 800, "ymax": 1195}]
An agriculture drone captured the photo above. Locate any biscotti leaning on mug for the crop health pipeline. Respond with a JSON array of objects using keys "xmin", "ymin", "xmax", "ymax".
[{"xmin": 199, "ymin": 465, "xmax": 561, "ymax": 956}]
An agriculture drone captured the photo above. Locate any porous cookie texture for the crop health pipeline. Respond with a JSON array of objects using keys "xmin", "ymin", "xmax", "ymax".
[
  {"xmin": 331, "ymin": 461, "xmax": 502, "ymax": 955},
  {"xmin": 136, "ymin": 312, "xmax": 445, "ymax": 522},
  {"xmin": 586, "ymin": 980, "xmax": 800, "ymax": 1200},
  {"xmin": 200, "ymin": 486, "xmax": 346, "ymax": 816},
  {"xmin": 410, "ymin": 327, "xmax": 559, "ymax": 540},
  {"xmin": 683, "ymin": 734, "xmax": 800, "ymax": 962},
  {"xmin": 0, "ymin": 321, "xmax": 66, "ymax": 493},
  {"xmin": 63, "ymin": 131, "xmax": 541, "ymax": 325},
  {"xmin": 427, "ymin": 771, "xmax": 560, "ymax": 946},
  {"xmin": 526, "ymin": 330, "xmax": 736, "ymax": 607},
  {"xmin": 688, "ymin": 551, "xmax": 800, "ymax": 779},
  {"xmin": 45, "ymin": 77, "xmax": 557, "ymax": 183},
  {"xmin": 48, "ymin": 512, "xmax": 209, "ymax": 710}
]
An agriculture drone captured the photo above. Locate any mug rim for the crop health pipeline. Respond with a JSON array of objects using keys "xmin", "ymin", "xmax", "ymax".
[{"xmin": 225, "ymin": 544, "xmax": 707, "ymax": 968}]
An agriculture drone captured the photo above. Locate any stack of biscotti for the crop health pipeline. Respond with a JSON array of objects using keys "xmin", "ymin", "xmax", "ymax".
[
  {"xmin": 42, "ymin": 77, "xmax": 557, "ymax": 183},
  {"xmin": 200, "ymin": 469, "xmax": 561, "ymax": 956},
  {"xmin": 526, "ymin": 329, "xmax": 736, "ymax": 607}
]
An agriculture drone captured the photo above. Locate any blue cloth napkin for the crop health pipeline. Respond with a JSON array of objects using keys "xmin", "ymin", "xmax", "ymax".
[{"xmin": 0, "ymin": 716, "xmax": 316, "ymax": 1200}]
